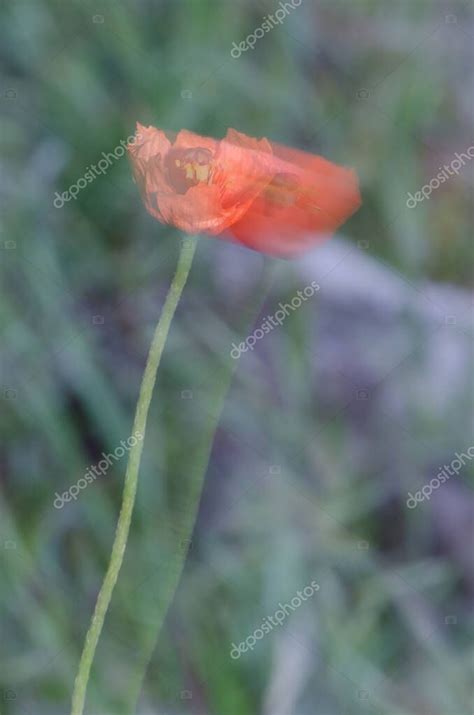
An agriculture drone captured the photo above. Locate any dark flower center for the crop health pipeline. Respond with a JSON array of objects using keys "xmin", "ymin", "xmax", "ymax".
[{"xmin": 164, "ymin": 147, "xmax": 213, "ymax": 194}]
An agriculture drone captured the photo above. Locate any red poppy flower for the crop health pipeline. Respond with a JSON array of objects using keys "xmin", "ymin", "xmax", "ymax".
[{"xmin": 128, "ymin": 123, "xmax": 360, "ymax": 257}]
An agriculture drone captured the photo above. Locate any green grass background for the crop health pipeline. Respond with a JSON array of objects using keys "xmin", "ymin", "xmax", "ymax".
[{"xmin": 0, "ymin": 0, "xmax": 473, "ymax": 713}]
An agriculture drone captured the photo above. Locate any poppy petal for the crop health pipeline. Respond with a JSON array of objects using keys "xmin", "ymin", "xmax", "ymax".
[
  {"xmin": 226, "ymin": 141, "xmax": 361, "ymax": 256},
  {"xmin": 128, "ymin": 124, "xmax": 361, "ymax": 255}
]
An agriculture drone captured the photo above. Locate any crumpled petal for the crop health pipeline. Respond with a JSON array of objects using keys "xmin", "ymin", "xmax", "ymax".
[
  {"xmin": 128, "ymin": 124, "xmax": 275, "ymax": 234},
  {"xmin": 127, "ymin": 123, "xmax": 361, "ymax": 256}
]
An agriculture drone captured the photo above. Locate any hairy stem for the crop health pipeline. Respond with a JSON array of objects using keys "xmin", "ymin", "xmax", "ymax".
[{"xmin": 71, "ymin": 236, "xmax": 198, "ymax": 715}]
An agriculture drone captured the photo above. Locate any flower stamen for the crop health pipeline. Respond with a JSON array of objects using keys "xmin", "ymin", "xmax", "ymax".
[{"xmin": 165, "ymin": 147, "xmax": 213, "ymax": 193}]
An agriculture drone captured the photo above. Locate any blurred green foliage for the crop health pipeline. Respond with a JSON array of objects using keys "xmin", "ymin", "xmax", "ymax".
[{"xmin": 0, "ymin": 0, "xmax": 473, "ymax": 713}]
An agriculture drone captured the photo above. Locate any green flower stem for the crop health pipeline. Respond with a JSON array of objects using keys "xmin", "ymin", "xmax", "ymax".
[{"xmin": 71, "ymin": 235, "xmax": 198, "ymax": 715}]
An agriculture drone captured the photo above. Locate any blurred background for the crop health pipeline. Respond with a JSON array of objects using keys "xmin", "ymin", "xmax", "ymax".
[{"xmin": 1, "ymin": 0, "xmax": 473, "ymax": 713}]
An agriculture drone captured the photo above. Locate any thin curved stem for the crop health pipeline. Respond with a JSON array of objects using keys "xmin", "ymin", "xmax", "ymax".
[{"xmin": 71, "ymin": 236, "xmax": 198, "ymax": 715}]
